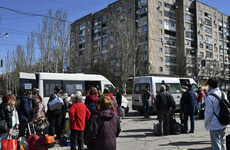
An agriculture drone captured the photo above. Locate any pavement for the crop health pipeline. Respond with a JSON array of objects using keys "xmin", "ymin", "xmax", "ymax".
[{"xmin": 51, "ymin": 101, "xmax": 230, "ymax": 150}]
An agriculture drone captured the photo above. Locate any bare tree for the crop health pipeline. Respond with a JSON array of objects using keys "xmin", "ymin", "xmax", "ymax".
[
  {"xmin": 26, "ymin": 31, "xmax": 36, "ymax": 72},
  {"xmin": 114, "ymin": 16, "xmax": 143, "ymax": 95}
]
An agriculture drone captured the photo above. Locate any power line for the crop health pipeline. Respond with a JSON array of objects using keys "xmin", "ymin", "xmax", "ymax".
[{"xmin": 0, "ymin": 6, "xmax": 73, "ymax": 23}]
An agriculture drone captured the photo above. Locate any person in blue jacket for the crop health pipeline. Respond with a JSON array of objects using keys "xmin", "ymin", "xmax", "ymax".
[
  {"xmin": 180, "ymin": 84, "xmax": 197, "ymax": 133},
  {"xmin": 18, "ymin": 90, "xmax": 33, "ymax": 137}
]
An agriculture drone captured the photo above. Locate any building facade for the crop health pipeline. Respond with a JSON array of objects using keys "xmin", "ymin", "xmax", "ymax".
[{"xmin": 70, "ymin": 0, "xmax": 230, "ymax": 86}]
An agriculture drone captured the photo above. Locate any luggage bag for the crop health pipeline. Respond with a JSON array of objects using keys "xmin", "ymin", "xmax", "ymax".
[{"xmin": 27, "ymin": 123, "xmax": 48, "ymax": 150}]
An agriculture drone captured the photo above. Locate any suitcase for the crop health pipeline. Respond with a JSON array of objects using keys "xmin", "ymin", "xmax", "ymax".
[
  {"xmin": 153, "ymin": 122, "xmax": 161, "ymax": 136},
  {"xmin": 170, "ymin": 115, "xmax": 181, "ymax": 135},
  {"xmin": 45, "ymin": 135, "xmax": 55, "ymax": 148},
  {"xmin": 27, "ymin": 123, "xmax": 48, "ymax": 150},
  {"xmin": 226, "ymin": 134, "xmax": 230, "ymax": 150}
]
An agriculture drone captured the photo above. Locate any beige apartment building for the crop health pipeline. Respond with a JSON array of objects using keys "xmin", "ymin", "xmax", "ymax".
[{"xmin": 70, "ymin": 0, "xmax": 230, "ymax": 86}]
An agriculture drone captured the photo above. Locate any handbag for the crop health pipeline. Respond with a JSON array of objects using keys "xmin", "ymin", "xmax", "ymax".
[
  {"xmin": 0, "ymin": 119, "xmax": 8, "ymax": 134},
  {"xmin": 48, "ymin": 95, "xmax": 63, "ymax": 111},
  {"xmin": 1, "ymin": 136, "xmax": 17, "ymax": 150},
  {"xmin": 34, "ymin": 119, "xmax": 50, "ymax": 131}
]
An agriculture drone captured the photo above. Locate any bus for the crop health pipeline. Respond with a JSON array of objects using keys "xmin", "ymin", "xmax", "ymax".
[
  {"xmin": 132, "ymin": 76, "xmax": 198, "ymax": 113},
  {"xmin": 19, "ymin": 72, "xmax": 129, "ymax": 115}
]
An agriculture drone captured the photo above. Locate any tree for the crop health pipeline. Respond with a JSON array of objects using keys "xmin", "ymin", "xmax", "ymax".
[{"xmin": 113, "ymin": 16, "xmax": 143, "ymax": 95}]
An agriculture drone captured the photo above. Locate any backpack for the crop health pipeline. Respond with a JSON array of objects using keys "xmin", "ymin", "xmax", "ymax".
[
  {"xmin": 209, "ymin": 91, "xmax": 230, "ymax": 125},
  {"xmin": 87, "ymin": 102, "xmax": 96, "ymax": 114}
]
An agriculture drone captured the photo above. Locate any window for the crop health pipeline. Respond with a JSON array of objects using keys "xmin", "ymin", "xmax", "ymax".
[
  {"xmin": 158, "ymin": 11, "xmax": 162, "ymax": 16},
  {"xmin": 129, "ymin": 12, "xmax": 133, "ymax": 17},
  {"xmin": 159, "ymin": 48, "xmax": 163, "ymax": 53},
  {"xmin": 110, "ymin": 44, "xmax": 114, "ymax": 48},
  {"xmin": 200, "ymin": 43, "xmax": 203, "ymax": 48},
  {"xmin": 63, "ymin": 81, "xmax": 85, "ymax": 96},
  {"xmin": 158, "ymin": 2, "xmax": 162, "ymax": 7},
  {"xmin": 159, "ymin": 20, "xmax": 162, "ymax": 25},
  {"xmin": 198, "ymin": 10, "xmax": 202, "ymax": 15},
  {"xmin": 44, "ymin": 80, "xmax": 62, "ymax": 97},
  {"xmin": 159, "ymin": 57, "xmax": 163, "ymax": 62},
  {"xmin": 215, "ymin": 47, "xmax": 218, "ymax": 52},
  {"xmin": 102, "ymin": 37, "xmax": 108, "ymax": 45},
  {"xmin": 200, "ymin": 52, "xmax": 204, "ymax": 57},
  {"xmin": 199, "ymin": 18, "xmax": 202, "ymax": 24},
  {"xmin": 156, "ymin": 83, "xmax": 180, "ymax": 94},
  {"xmin": 159, "ymin": 29, "xmax": 162, "ymax": 34},
  {"xmin": 206, "ymin": 35, "xmax": 213, "ymax": 44},
  {"xmin": 214, "ymin": 31, "xmax": 217, "ymax": 36},
  {"xmin": 199, "ymin": 35, "xmax": 203, "ymax": 40},
  {"xmin": 159, "ymin": 38, "xmax": 162, "ymax": 43},
  {"xmin": 205, "ymin": 27, "xmax": 212, "ymax": 34},
  {"xmin": 110, "ymin": 36, "xmax": 114, "ymax": 40},
  {"xmin": 134, "ymin": 83, "xmax": 150, "ymax": 94},
  {"xmin": 144, "ymin": 26, "xmax": 148, "ymax": 32},
  {"xmin": 110, "ymin": 19, "xmax": 114, "ymax": 24},
  {"xmin": 159, "ymin": 67, "xmax": 163, "ymax": 72},
  {"xmin": 205, "ymin": 19, "xmax": 212, "ymax": 26}
]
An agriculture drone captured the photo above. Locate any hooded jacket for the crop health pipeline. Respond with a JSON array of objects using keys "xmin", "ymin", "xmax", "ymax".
[
  {"xmin": 68, "ymin": 102, "xmax": 91, "ymax": 131},
  {"xmin": 85, "ymin": 95, "xmax": 99, "ymax": 112},
  {"xmin": 84, "ymin": 109, "xmax": 121, "ymax": 150}
]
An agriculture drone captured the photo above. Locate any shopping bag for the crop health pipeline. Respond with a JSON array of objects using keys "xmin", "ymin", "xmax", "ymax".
[{"xmin": 1, "ymin": 137, "xmax": 17, "ymax": 150}]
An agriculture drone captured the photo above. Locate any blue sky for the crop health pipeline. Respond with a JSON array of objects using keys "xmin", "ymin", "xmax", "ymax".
[{"xmin": 0, "ymin": 0, "xmax": 230, "ymax": 65}]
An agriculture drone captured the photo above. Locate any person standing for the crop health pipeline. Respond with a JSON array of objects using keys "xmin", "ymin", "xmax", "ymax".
[
  {"xmin": 103, "ymin": 88, "xmax": 117, "ymax": 114},
  {"xmin": 165, "ymin": 84, "xmax": 170, "ymax": 93},
  {"xmin": 0, "ymin": 94, "xmax": 13, "ymax": 150},
  {"xmin": 181, "ymin": 84, "xmax": 197, "ymax": 133},
  {"xmin": 85, "ymin": 87, "xmax": 99, "ymax": 115},
  {"xmin": 31, "ymin": 94, "xmax": 46, "ymax": 133},
  {"xmin": 47, "ymin": 86, "xmax": 63, "ymax": 142},
  {"xmin": 18, "ymin": 91, "xmax": 33, "ymax": 137},
  {"xmin": 84, "ymin": 96, "xmax": 121, "ymax": 150},
  {"xmin": 116, "ymin": 87, "xmax": 122, "ymax": 121},
  {"xmin": 69, "ymin": 95, "xmax": 91, "ymax": 150},
  {"xmin": 142, "ymin": 86, "xmax": 151, "ymax": 118},
  {"xmin": 205, "ymin": 78, "xmax": 226, "ymax": 150},
  {"xmin": 197, "ymin": 87, "xmax": 204, "ymax": 115},
  {"xmin": 156, "ymin": 85, "xmax": 176, "ymax": 136}
]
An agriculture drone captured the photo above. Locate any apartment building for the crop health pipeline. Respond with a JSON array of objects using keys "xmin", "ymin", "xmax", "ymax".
[{"xmin": 70, "ymin": 0, "xmax": 230, "ymax": 85}]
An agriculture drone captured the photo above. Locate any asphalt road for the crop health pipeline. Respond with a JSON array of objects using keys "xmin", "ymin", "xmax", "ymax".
[{"xmin": 52, "ymin": 100, "xmax": 230, "ymax": 150}]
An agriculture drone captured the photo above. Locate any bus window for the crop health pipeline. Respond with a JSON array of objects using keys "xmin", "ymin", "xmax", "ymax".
[
  {"xmin": 104, "ymin": 84, "xmax": 116, "ymax": 95},
  {"xmin": 156, "ymin": 83, "xmax": 180, "ymax": 94},
  {"xmin": 63, "ymin": 81, "xmax": 85, "ymax": 96},
  {"xmin": 43, "ymin": 80, "xmax": 62, "ymax": 97},
  {"xmin": 85, "ymin": 81, "xmax": 101, "ymax": 94},
  {"xmin": 19, "ymin": 79, "xmax": 37, "ymax": 94},
  {"xmin": 192, "ymin": 84, "xmax": 198, "ymax": 92},
  {"xmin": 134, "ymin": 83, "xmax": 150, "ymax": 94}
]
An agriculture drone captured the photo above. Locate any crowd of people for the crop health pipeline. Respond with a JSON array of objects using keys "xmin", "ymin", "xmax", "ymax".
[
  {"xmin": 143, "ymin": 78, "xmax": 228, "ymax": 150},
  {"xmin": 0, "ymin": 86, "xmax": 122, "ymax": 150}
]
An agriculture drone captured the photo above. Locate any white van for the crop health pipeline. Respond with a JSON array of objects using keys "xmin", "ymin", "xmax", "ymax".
[
  {"xmin": 19, "ymin": 72, "xmax": 129, "ymax": 114},
  {"xmin": 132, "ymin": 76, "xmax": 198, "ymax": 113}
]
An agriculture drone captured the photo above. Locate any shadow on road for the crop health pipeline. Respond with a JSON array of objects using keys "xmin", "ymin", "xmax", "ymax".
[
  {"xmin": 119, "ymin": 129, "xmax": 154, "ymax": 138},
  {"xmin": 159, "ymin": 141, "xmax": 211, "ymax": 147}
]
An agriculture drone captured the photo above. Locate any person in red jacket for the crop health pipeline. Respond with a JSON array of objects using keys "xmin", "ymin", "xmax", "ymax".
[
  {"xmin": 69, "ymin": 95, "xmax": 91, "ymax": 150},
  {"xmin": 197, "ymin": 87, "xmax": 204, "ymax": 114}
]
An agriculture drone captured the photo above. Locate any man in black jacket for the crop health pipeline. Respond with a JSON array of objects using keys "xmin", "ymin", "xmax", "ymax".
[
  {"xmin": 18, "ymin": 91, "xmax": 33, "ymax": 138},
  {"xmin": 180, "ymin": 84, "xmax": 197, "ymax": 133},
  {"xmin": 156, "ymin": 85, "xmax": 176, "ymax": 136},
  {"xmin": 142, "ymin": 86, "xmax": 151, "ymax": 118}
]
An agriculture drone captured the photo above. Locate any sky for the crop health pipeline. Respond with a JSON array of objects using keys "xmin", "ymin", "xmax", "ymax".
[{"xmin": 0, "ymin": 0, "xmax": 230, "ymax": 69}]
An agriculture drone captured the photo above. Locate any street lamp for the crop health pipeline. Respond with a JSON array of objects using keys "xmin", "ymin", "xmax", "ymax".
[{"xmin": 0, "ymin": 33, "xmax": 9, "ymax": 39}]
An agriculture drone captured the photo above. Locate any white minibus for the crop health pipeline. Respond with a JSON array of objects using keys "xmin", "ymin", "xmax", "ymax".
[
  {"xmin": 132, "ymin": 76, "xmax": 198, "ymax": 113},
  {"xmin": 19, "ymin": 72, "xmax": 129, "ymax": 114}
]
